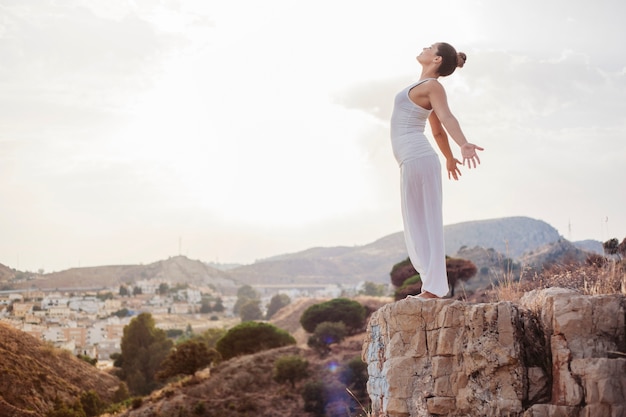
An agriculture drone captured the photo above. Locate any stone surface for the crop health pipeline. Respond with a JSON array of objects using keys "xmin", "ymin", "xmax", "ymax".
[{"xmin": 363, "ymin": 288, "xmax": 626, "ymax": 417}]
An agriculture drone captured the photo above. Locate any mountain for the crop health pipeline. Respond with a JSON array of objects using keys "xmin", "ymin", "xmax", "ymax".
[
  {"xmin": 229, "ymin": 216, "xmax": 571, "ymax": 286},
  {"xmin": 573, "ymin": 239, "xmax": 604, "ymax": 255},
  {"xmin": 443, "ymin": 216, "xmax": 561, "ymax": 258},
  {"xmin": 0, "ymin": 323, "xmax": 120, "ymax": 417},
  {"xmin": 13, "ymin": 256, "xmax": 239, "ymax": 294},
  {"xmin": 228, "ymin": 233, "xmax": 407, "ymax": 286},
  {"xmin": 519, "ymin": 239, "xmax": 592, "ymax": 270},
  {"xmin": 3, "ymin": 217, "xmax": 602, "ymax": 291}
]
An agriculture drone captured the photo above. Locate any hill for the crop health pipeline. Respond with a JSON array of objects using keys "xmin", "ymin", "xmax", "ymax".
[
  {"xmin": 3, "ymin": 216, "xmax": 603, "ymax": 291},
  {"xmin": 228, "ymin": 233, "xmax": 407, "ymax": 286},
  {"xmin": 0, "ymin": 262, "xmax": 15, "ymax": 283},
  {"xmin": 13, "ymin": 255, "xmax": 239, "ymax": 294},
  {"xmin": 0, "ymin": 323, "xmax": 120, "ymax": 417},
  {"xmin": 229, "ymin": 216, "xmax": 573, "ymax": 286},
  {"xmin": 519, "ymin": 239, "xmax": 591, "ymax": 271},
  {"xmin": 444, "ymin": 216, "xmax": 561, "ymax": 258}
]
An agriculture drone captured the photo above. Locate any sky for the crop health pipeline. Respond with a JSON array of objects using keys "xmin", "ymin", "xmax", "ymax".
[{"xmin": 1, "ymin": 0, "xmax": 625, "ymax": 272}]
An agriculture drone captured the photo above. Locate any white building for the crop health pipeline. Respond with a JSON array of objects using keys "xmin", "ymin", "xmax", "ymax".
[{"xmin": 68, "ymin": 296, "xmax": 100, "ymax": 314}]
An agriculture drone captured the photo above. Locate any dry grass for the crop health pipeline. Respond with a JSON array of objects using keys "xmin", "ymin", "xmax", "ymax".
[{"xmin": 492, "ymin": 258, "xmax": 625, "ymax": 302}]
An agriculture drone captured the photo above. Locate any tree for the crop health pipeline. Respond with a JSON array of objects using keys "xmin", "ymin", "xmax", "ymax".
[
  {"xmin": 215, "ymin": 322, "xmax": 295, "ymax": 360},
  {"xmin": 339, "ymin": 357, "xmax": 369, "ymax": 401},
  {"xmin": 158, "ymin": 283, "xmax": 169, "ymax": 295},
  {"xmin": 390, "ymin": 256, "xmax": 477, "ymax": 299},
  {"xmin": 112, "ymin": 382, "xmax": 130, "ymax": 403},
  {"xmin": 132, "ymin": 286, "xmax": 142, "ymax": 296},
  {"xmin": 156, "ymin": 340, "xmax": 221, "ymax": 380},
  {"xmin": 237, "ymin": 284, "xmax": 259, "ymax": 299},
  {"xmin": 394, "ymin": 274, "xmax": 422, "ymax": 300},
  {"xmin": 212, "ymin": 298, "xmax": 225, "ymax": 313},
  {"xmin": 603, "ymin": 238, "xmax": 619, "ymax": 256},
  {"xmin": 359, "ymin": 281, "xmax": 387, "ymax": 297},
  {"xmin": 47, "ymin": 398, "xmax": 85, "ymax": 417},
  {"xmin": 115, "ymin": 313, "xmax": 173, "ymax": 395},
  {"xmin": 302, "ymin": 380, "xmax": 327, "ymax": 416},
  {"xmin": 265, "ymin": 293, "xmax": 291, "ymax": 319},
  {"xmin": 196, "ymin": 328, "xmax": 227, "ymax": 348},
  {"xmin": 300, "ymin": 298, "xmax": 367, "ymax": 334},
  {"xmin": 446, "ymin": 256, "xmax": 477, "ymax": 297},
  {"xmin": 96, "ymin": 292, "xmax": 114, "ymax": 301},
  {"xmin": 239, "ymin": 299, "xmax": 263, "ymax": 322},
  {"xmin": 79, "ymin": 390, "xmax": 104, "ymax": 417},
  {"xmin": 233, "ymin": 285, "xmax": 260, "ymax": 316},
  {"xmin": 307, "ymin": 321, "xmax": 346, "ymax": 356},
  {"xmin": 119, "ymin": 285, "xmax": 129, "ymax": 297},
  {"xmin": 200, "ymin": 299, "xmax": 212, "ymax": 314},
  {"xmin": 112, "ymin": 308, "xmax": 129, "ymax": 318},
  {"xmin": 390, "ymin": 258, "xmax": 418, "ymax": 287},
  {"xmin": 605, "ymin": 237, "xmax": 626, "ymax": 260},
  {"xmin": 273, "ymin": 355, "xmax": 309, "ymax": 388}
]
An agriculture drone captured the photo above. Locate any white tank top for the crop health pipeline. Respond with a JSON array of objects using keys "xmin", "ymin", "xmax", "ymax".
[{"xmin": 390, "ymin": 79, "xmax": 436, "ymax": 165}]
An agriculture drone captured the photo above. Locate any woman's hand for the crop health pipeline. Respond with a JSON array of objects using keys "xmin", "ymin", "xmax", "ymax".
[
  {"xmin": 460, "ymin": 143, "xmax": 484, "ymax": 169},
  {"xmin": 446, "ymin": 157, "xmax": 462, "ymax": 181}
]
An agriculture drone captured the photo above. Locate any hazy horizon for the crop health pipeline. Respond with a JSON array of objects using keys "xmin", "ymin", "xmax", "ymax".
[{"xmin": 2, "ymin": 0, "xmax": 624, "ymax": 272}]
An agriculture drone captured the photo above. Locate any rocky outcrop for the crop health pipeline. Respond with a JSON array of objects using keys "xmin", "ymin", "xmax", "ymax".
[{"xmin": 362, "ymin": 288, "xmax": 626, "ymax": 417}]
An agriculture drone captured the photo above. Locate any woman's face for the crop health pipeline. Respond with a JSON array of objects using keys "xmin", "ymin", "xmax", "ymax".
[{"xmin": 417, "ymin": 43, "xmax": 440, "ymax": 64}]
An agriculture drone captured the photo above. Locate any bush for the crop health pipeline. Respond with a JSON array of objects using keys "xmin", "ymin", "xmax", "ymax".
[
  {"xmin": 394, "ymin": 274, "xmax": 422, "ymax": 299},
  {"xmin": 239, "ymin": 299, "xmax": 263, "ymax": 322},
  {"xmin": 300, "ymin": 298, "xmax": 366, "ymax": 334},
  {"xmin": 216, "ymin": 322, "xmax": 296, "ymax": 360},
  {"xmin": 156, "ymin": 340, "xmax": 221, "ymax": 380},
  {"xmin": 390, "ymin": 258, "xmax": 418, "ymax": 287},
  {"xmin": 339, "ymin": 357, "xmax": 369, "ymax": 399},
  {"xmin": 79, "ymin": 390, "xmax": 104, "ymax": 417},
  {"xmin": 112, "ymin": 382, "xmax": 130, "ymax": 403},
  {"xmin": 307, "ymin": 321, "xmax": 347, "ymax": 356},
  {"xmin": 302, "ymin": 380, "xmax": 327, "ymax": 416},
  {"xmin": 116, "ymin": 313, "xmax": 173, "ymax": 395},
  {"xmin": 273, "ymin": 355, "xmax": 309, "ymax": 388},
  {"xmin": 76, "ymin": 354, "xmax": 97, "ymax": 366},
  {"xmin": 265, "ymin": 293, "xmax": 291, "ymax": 319},
  {"xmin": 46, "ymin": 398, "xmax": 86, "ymax": 417}
]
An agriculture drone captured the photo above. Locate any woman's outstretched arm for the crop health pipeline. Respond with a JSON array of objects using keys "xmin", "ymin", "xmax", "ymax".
[
  {"xmin": 428, "ymin": 81, "xmax": 484, "ymax": 168},
  {"xmin": 428, "ymin": 111, "xmax": 462, "ymax": 180}
]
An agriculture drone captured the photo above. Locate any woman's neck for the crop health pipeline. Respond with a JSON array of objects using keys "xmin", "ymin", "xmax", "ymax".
[{"xmin": 419, "ymin": 70, "xmax": 439, "ymax": 80}]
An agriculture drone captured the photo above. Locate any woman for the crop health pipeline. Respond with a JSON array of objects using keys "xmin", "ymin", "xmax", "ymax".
[{"xmin": 390, "ymin": 42, "xmax": 483, "ymax": 299}]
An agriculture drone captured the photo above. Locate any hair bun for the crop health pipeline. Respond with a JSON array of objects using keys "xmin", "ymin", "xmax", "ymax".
[{"xmin": 456, "ymin": 52, "xmax": 467, "ymax": 68}]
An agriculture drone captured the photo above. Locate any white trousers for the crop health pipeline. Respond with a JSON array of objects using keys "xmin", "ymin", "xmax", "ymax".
[{"xmin": 400, "ymin": 154, "xmax": 449, "ymax": 297}]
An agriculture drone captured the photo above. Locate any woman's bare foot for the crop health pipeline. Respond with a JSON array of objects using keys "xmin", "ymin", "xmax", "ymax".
[{"xmin": 417, "ymin": 291, "xmax": 440, "ymax": 299}]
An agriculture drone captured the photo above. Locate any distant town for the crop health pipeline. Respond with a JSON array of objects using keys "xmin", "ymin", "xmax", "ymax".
[{"xmin": 0, "ymin": 278, "xmax": 355, "ymax": 369}]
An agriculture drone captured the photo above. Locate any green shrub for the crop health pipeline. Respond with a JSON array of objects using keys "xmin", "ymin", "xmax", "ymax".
[
  {"xmin": 339, "ymin": 357, "xmax": 369, "ymax": 400},
  {"xmin": 156, "ymin": 340, "xmax": 221, "ymax": 380},
  {"xmin": 216, "ymin": 322, "xmax": 295, "ymax": 360},
  {"xmin": 79, "ymin": 390, "xmax": 103, "ymax": 417},
  {"xmin": 273, "ymin": 355, "xmax": 309, "ymax": 387},
  {"xmin": 302, "ymin": 380, "xmax": 327, "ymax": 416},
  {"xmin": 300, "ymin": 298, "xmax": 366, "ymax": 334},
  {"xmin": 307, "ymin": 321, "xmax": 347, "ymax": 356}
]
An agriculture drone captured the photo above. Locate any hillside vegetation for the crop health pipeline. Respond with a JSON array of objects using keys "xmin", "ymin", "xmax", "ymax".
[
  {"xmin": 112, "ymin": 295, "xmax": 390, "ymax": 417},
  {"xmin": 0, "ymin": 323, "xmax": 120, "ymax": 417}
]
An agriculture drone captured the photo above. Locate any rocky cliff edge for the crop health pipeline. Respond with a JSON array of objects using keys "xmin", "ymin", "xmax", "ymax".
[{"xmin": 362, "ymin": 288, "xmax": 626, "ymax": 417}]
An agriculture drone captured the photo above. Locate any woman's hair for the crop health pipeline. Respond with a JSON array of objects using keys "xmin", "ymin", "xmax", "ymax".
[{"xmin": 435, "ymin": 42, "xmax": 467, "ymax": 77}]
